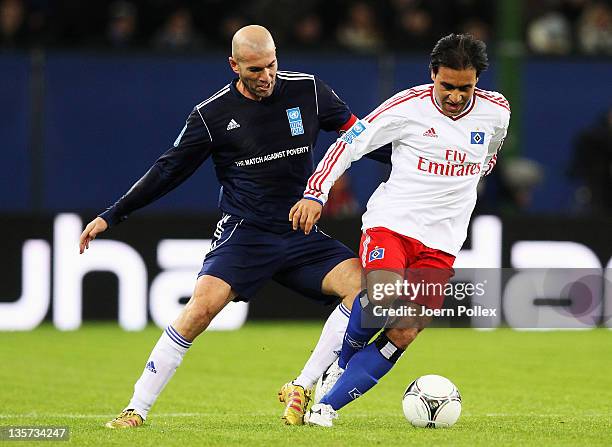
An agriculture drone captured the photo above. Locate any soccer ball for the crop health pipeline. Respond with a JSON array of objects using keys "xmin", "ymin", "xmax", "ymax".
[{"xmin": 402, "ymin": 374, "xmax": 462, "ymax": 428}]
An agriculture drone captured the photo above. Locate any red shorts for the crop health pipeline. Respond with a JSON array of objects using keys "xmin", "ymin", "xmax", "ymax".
[{"xmin": 359, "ymin": 227, "xmax": 455, "ymax": 309}]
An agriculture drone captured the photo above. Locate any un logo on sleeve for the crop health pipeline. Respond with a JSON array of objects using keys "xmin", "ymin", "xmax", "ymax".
[
  {"xmin": 342, "ymin": 120, "xmax": 367, "ymax": 144},
  {"xmin": 286, "ymin": 107, "xmax": 304, "ymax": 136},
  {"xmin": 352, "ymin": 121, "xmax": 365, "ymax": 135}
]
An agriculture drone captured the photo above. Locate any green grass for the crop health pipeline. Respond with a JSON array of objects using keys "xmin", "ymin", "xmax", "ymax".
[{"xmin": 1, "ymin": 323, "xmax": 611, "ymax": 446}]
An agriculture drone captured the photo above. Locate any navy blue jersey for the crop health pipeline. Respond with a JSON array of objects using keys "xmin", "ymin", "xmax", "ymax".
[{"xmin": 100, "ymin": 71, "xmax": 387, "ymax": 232}]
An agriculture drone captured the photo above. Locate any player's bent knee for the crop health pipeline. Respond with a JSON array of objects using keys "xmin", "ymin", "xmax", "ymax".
[
  {"xmin": 322, "ymin": 258, "xmax": 363, "ymax": 303},
  {"xmin": 385, "ymin": 327, "xmax": 420, "ymax": 350},
  {"xmin": 174, "ymin": 275, "xmax": 235, "ymax": 339}
]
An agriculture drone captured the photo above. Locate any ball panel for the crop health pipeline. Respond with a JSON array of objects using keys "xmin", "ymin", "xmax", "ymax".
[
  {"xmin": 402, "ymin": 393, "xmax": 431, "ymax": 427},
  {"xmin": 433, "ymin": 399, "xmax": 462, "ymax": 428},
  {"xmin": 416, "ymin": 374, "xmax": 456, "ymax": 398},
  {"xmin": 403, "ymin": 379, "xmax": 418, "ymax": 397}
]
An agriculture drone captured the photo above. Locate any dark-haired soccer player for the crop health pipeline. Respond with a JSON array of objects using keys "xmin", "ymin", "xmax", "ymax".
[
  {"xmin": 79, "ymin": 25, "xmax": 389, "ymax": 428},
  {"xmin": 291, "ymin": 33, "xmax": 510, "ymax": 426}
]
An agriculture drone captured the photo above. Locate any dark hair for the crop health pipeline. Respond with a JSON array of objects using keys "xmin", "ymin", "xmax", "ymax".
[{"xmin": 430, "ymin": 33, "xmax": 489, "ymax": 77}]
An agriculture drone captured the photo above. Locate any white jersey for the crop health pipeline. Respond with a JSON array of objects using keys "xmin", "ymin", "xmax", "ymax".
[{"xmin": 304, "ymin": 83, "xmax": 510, "ymax": 256}]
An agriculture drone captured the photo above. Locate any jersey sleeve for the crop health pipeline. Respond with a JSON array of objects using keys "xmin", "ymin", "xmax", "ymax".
[
  {"xmin": 99, "ymin": 108, "xmax": 213, "ymax": 226},
  {"xmin": 315, "ymin": 77, "xmax": 352, "ymax": 132},
  {"xmin": 482, "ymin": 106, "xmax": 510, "ymax": 177},
  {"xmin": 304, "ymin": 106, "xmax": 406, "ymax": 205},
  {"xmin": 337, "ymin": 114, "xmax": 392, "ymax": 165}
]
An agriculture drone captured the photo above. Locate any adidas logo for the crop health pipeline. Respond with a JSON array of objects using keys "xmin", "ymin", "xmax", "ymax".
[
  {"xmin": 226, "ymin": 119, "xmax": 240, "ymax": 131},
  {"xmin": 423, "ymin": 127, "xmax": 438, "ymax": 138},
  {"xmin": 146, "ymin": 360, "xmax": 157, "ymax": 374}
]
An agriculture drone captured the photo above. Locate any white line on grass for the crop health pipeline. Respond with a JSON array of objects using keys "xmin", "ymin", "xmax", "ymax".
[
  {"xmin": 0, "ymin": 413, "xmax": 208, "ymax": 419},
  {"xmin": 467, "ymin": 413, "xmax": 612, "ymax": 418},
  {"xmin": 0, "ymin": 412, "xmax": 267, "ymax": 419},
  {"xmin": 1, "ymin": 412, "xmax": 610, "ymax": 419}
]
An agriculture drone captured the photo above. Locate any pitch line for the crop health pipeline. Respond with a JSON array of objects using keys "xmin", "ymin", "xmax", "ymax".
[
  {"xmin": 0, "ymin": 412, "xmax": 610, "ymax": 419},
  {"xmin": 0, "ymin": 412, "xmax": 266, "ymax": 419}
]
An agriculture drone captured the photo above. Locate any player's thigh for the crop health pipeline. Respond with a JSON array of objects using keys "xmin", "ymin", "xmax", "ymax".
[
  {"xmin": 200, "ymin": 214, "xmax": 283, "ymax": 301},
  {"xmin": 383, "ymin": 245, "xmax": 452, "ymax": 347},
  {"xmin": 360, "ymin": 227, "xmax": 408, "ymax": 272},
  {"xmin": 360, "ymin": 227, "xmax": 409, "ymax": 305},
  {"xmin": 275, "ymin": 228, "xmax": 356, "ymax": 305},
  {"xmin": 407, "ymin": 247, "xmax": 456, "ymax": 310}
]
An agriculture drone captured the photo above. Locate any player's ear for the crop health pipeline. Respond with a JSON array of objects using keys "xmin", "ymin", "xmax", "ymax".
[
  {"xmin": 228, "ymin": 57, "xmax": 240, "ymax": 74},
  {"xmin": 430, "ymin": 69, "xmax": 436, "ymax": 82}
]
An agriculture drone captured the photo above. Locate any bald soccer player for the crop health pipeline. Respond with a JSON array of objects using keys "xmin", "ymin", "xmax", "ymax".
[{"xmin": 80, "ymin": 25, "xmax": 389, "ymax": 428}]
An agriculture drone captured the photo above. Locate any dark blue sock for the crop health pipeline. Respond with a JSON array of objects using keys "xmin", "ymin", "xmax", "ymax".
[
  {"xmin": 322, "ymin": 333, "xmax": 403, "ymax": 411},
  {"xmin": 338, "ymin": 291, "xmax": 381, "ymax": 369}
]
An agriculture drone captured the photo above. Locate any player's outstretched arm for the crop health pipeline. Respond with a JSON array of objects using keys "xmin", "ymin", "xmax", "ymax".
[
  {"xmin": 289, "ymin": 198, "xmax": 322, "ymax": 235},
  {"xmin": 79, "ymin": 216, "xmax": 109, "ymax": 254},
  {"xmin": 305, "ymin": 110, "xmax": 403, "ymax": 205},
  {"xmin": 93, "ymin": 109, "xmax": 213, "ymax": 229}
]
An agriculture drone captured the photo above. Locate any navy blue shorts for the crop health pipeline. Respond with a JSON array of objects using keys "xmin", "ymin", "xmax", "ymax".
[{"xmin": 199, "ymin": 214, "xmax": 356, "ymax": 303}]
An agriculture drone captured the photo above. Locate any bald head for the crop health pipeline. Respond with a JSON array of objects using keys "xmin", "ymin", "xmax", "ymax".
[
  {"xmin": 229, "ymin": 25, "xmax": 278, "ymax": 101},
  {"xmin": 231, "ymin": 25, "xmax": 276, "ymax": 61}
]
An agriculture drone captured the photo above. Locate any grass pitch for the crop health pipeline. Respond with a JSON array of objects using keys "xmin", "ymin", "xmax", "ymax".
[{"xmin": 1, "ymin": 322, "xmax": 611, "ymax": 446}]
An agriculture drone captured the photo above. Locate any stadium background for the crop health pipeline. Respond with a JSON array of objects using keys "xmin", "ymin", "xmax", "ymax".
[{"xmin": 1, "ymin": 2, "xmax": 611, "ymax": 446}]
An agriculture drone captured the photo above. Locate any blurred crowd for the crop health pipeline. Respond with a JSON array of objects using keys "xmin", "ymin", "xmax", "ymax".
[
  {"xmin": 526, "ymin": 0, "xmax": 612, "ymax": 55},
  {"xmin": 2, "ymin": 0, "xmax": 494, "ymax": 53},
  {"xmin": 3, "ymin": 0, "xmax": 609, "ymax": 55}
]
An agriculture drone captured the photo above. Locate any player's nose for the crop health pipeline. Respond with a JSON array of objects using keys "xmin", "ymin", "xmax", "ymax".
[
  {"xmin": 449, "ymin": 91, "xmax": 462, "ymax": 103},
  {"xmin": 261, "ymin": 68, "xmax": 273, "ymax": 82}
]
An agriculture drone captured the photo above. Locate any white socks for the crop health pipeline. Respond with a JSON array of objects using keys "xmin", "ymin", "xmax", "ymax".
[
  {"xmin": 126, "ymin": 326, "xmax": 191, "ymax": 419},
  {"xmin": 125, "ymin": 305, "xmax": 351, "ymax": 418},
  {"xmin": 294, "ymin": 303, "xmax": 350, "ymax": 389}
]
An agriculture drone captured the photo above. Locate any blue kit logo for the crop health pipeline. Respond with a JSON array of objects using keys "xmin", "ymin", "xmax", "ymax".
[
  {"xmin": 348, "ymin": 387, "xmax": 363, "ymax": 399},
  {"xmin": 342, "ymin": 120, "xmax": 366, "ymax": 144},
  {"xmin": 286, "ymin": 107, "xmax": 304, "ymax": 136},
  {"xmin": 470, "ymin": 131, "xmax": 485, "ymax": 145},
  {"xmin": 368, "ymin": 247, "xmax": 385, "ymax": 262},
  {"xmin": 146, "ymin": 360, "xmax": 157, "ymax": 374}
]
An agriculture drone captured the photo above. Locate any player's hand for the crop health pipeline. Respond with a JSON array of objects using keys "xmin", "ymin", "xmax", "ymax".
[
  {"xmin": 79, "ymin": 217, "xmax": 109, "ymax": 254},
  {"xmin": 289, "ymin": 198, "xmax": 322, "ymax": 235}
]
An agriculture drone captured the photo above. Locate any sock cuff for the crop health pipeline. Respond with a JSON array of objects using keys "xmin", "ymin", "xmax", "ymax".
[
  {"xmin": 374, "ymin": 332, "xmax": 404, "ymax": 364},
  {"xmin": 338, "ymin": 302, "xmax": 351, "ymax": 318},
  {"xmin": 164, "ymin": 325, "xmax": 192, "ymax": 349}
]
